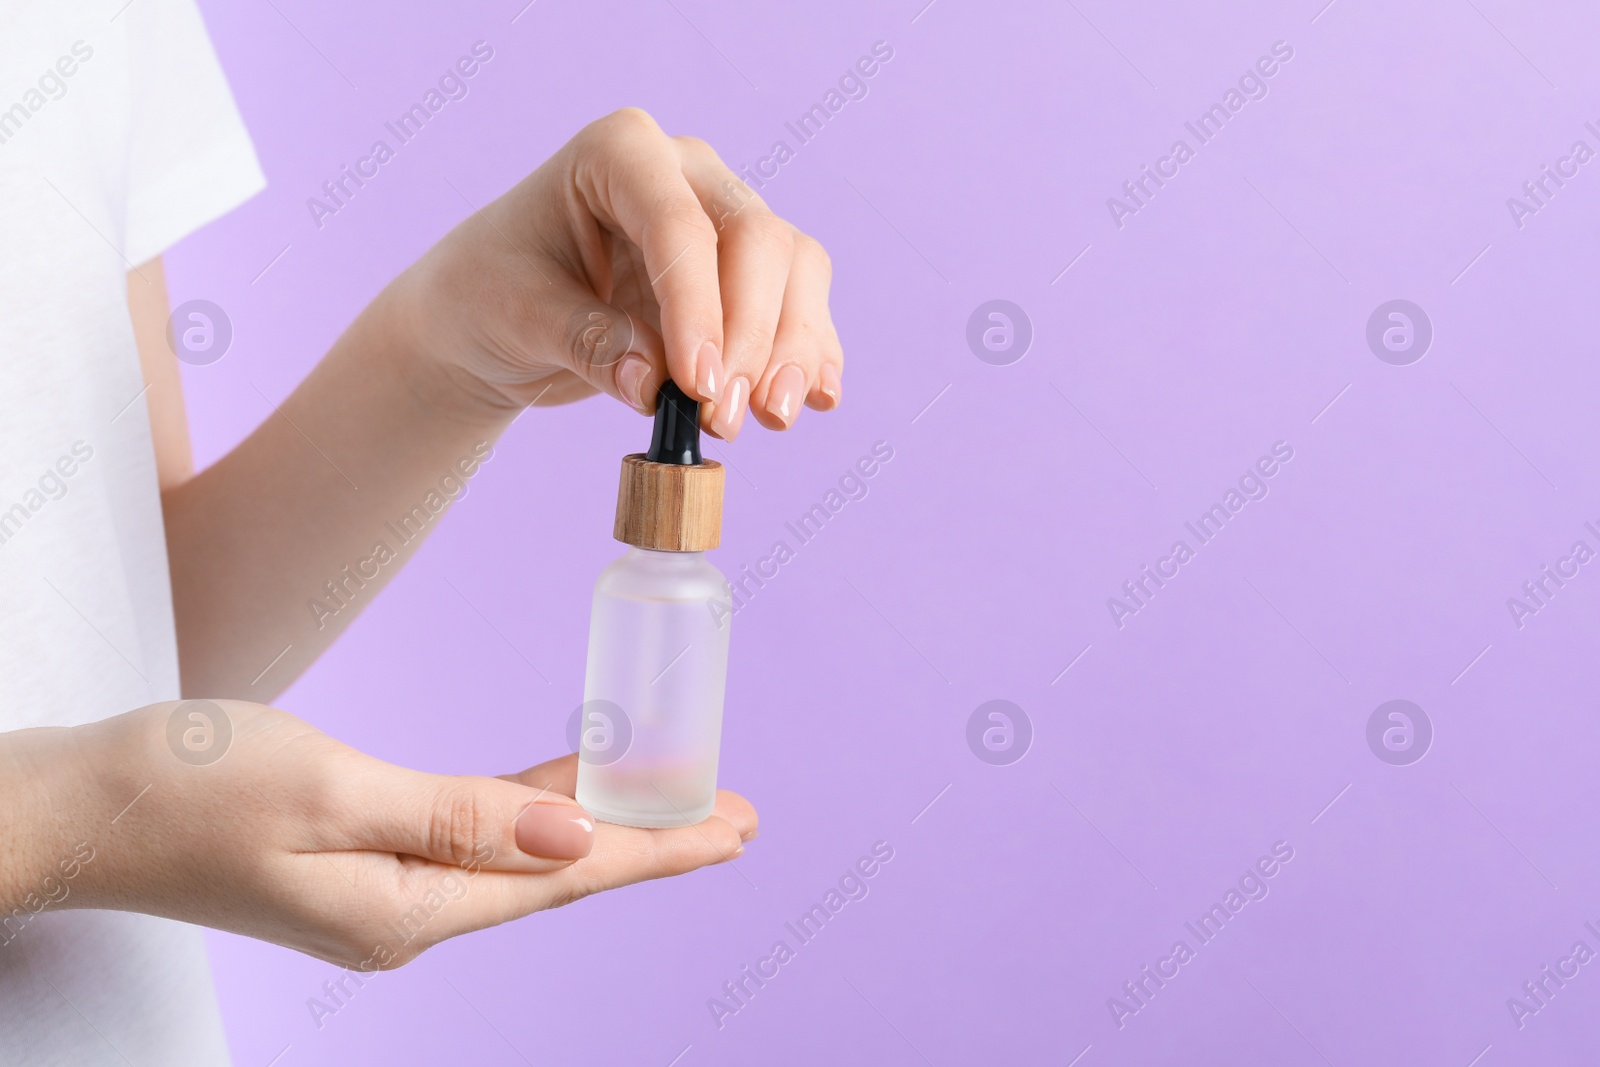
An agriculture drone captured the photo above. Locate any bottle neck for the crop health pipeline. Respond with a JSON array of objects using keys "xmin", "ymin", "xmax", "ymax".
[{"xmin": 628, "ymin": 546, "xmax": 705, "ymax": 562}]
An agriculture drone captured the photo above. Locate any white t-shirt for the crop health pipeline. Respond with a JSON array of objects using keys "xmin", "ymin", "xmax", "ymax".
[{"xmin": 0, "ymin": 1, "xmax": 264, "ymax": 1062}]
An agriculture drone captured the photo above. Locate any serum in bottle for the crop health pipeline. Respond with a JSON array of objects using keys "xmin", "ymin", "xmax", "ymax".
[{"xmin": 575, "ymin": 382, "xmax": 731, "ymax": 828}]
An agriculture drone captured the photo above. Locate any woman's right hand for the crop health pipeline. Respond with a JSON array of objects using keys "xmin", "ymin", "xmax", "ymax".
[{"xmin": 0, "ymin": 700, "xmax": 755, "ymax": 969}]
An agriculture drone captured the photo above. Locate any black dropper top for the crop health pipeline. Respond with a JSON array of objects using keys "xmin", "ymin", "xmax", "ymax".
[{"xmin": 645, "ymin": 380, "xmax": 702, "ymax": 465}]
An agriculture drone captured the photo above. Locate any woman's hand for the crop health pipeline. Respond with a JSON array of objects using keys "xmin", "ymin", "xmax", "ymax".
[
  {"xmin": 395, "ymin": 107, "xmax": 843, "ymax": 440},
  {"xmin": 2, "ymin": 701, "xmax": 754, "ymax": 969}
]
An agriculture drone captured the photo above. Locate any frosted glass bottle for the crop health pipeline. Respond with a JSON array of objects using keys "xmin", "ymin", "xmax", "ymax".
[
  {"xmin": 575, "ymin": 548, "xmax": 731, "ymax": 827},
  {"xmin": 576, "ymin": 380, "xmax": 728, "ymax": 827}
]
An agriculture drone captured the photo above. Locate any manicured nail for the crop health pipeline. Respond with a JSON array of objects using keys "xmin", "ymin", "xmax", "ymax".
[
  {"xmin": 711, "ymin": 376, "xmax": 749, "ymax": 440},
  {"xmin": 695, "ymin": 341, "xmax": 725, "ymax": 402},
  {"xmin": 765, "ymin": 364, "xmax": 806, "ymax": 427},
  {"xmin": 808, "ymin": 364, "xmax": 842, "ymax": 411},
  {"xmin": 515, "ymin": 802, "xmax": 594, "ymax": 860},
  {"xmin": 617, "ymin": 356, "xmax": 651, "ymax": 412},
  {"xmin": 740, "ymin": 829, "xmax": 759, "ymax": 843}
]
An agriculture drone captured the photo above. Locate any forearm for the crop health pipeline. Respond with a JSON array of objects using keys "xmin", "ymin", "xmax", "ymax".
[{"xmin": 164, "ymin": 277, "xmax": 516, "ymax": 700}]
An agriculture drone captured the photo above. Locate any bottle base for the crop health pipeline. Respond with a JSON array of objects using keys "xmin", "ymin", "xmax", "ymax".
[
  {"xmin": 583, "ymin": 802, "xmax": 716, "ymax": 830},
  {"xmin": 576, "ymin": 756, "xmax": 720, "ymax": 830}
]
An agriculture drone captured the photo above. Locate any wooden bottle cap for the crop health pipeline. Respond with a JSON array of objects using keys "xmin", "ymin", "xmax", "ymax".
[{"xmin": 613, "ymin": 453, "xmax": 724, "ymax": 552}]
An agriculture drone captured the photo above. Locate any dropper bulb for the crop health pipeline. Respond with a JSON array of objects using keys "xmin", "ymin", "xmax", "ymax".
[{"xmin": 646, "ymin": 380, "xmax": 702, "ymax": 466}]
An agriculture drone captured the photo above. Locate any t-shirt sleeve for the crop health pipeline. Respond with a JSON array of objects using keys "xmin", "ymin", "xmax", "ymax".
[{"xmin": 121, "ymin": 0, "xmax": 265, "ymax": 266}]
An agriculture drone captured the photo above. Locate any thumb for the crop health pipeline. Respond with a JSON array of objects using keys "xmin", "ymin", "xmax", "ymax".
[
  {"xmin": 552, "ymin": 281, "xmax": 669, "ymax": 414},
  {"xmin": 339, "ymin": 760, "xmax": 596, "ymax": 872}
]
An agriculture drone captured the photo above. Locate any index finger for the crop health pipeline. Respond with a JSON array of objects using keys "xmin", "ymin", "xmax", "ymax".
[
  {"xmin": 444, "ymin": 791, "xmax": 756, "ymax": 931},
  {"xmin": 569, "ymin": 109, "xmax": 725, "ymax": 404},
  {"xmin": 498, "ymin": 752, "xmax": 578, "ymax": 796},
  {"xmin": 500, "ymin": 755, "xmax": 758, "ymax": 841}
]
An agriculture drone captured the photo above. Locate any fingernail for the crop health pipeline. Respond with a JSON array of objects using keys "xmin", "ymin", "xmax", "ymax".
[
  {"xmin": 617, "ymin": 356, "xmax": 651, "ymax": 412},
  {"xmin": 695, "ymin": 341, "xmax": 725, "ymax": 402},
  {"xmin": 808, "ymin": 364, "xmax": 842, "ymax": 411},
  {"xmin": 711, "ymin": 376, "xmax": 749, "ymax": 440},
  {"xmin": 765, "ymin": 364, "xmax": 806, "ymax": 427},
  {"xmin": 731, "ymin": 844, "xmax": 745, "ymax": 859},
  {"xmin": 515, "ymin": 802, "xmax": 595, "ymax": 860},
  {"xmin": 740, "ymin": 829, "xmax": 759, "ymax": 843}
]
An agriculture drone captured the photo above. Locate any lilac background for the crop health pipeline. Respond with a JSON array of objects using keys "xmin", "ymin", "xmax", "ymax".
[{"xmin": 170, "ymin": 0, "xmax": 1600, "ymax": 1062}]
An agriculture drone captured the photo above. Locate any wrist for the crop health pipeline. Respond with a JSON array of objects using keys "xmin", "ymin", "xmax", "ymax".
[
  {"xmin": 379, "ymin": 256, "xmax": 542, "ymax": 426},
  {"xmin": 0, "ymin": 722, "xmax": 108, "ymax": 932}
]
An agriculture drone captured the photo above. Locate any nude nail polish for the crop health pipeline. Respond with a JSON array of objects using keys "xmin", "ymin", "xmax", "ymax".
[
  {"xmin": 812, "ymin": 364, "xmax": 842, "ymax": 410},
  {"xmin": 515, "ymin": 802, "xmax": 595, "ymax": 859},
  {"xmin": 765, "ymin": 364, "xmax": 806, "ymax": 426},
  {"xmin": 711, "ymin": 376, "xmax": 749, "ymax": 440},
  {"xmin": 617, "ymin": 356, "xmax": 651, "ymax": 411},
  {"xmin": 575, "ymin": 382, "xmax": 732, "ymax": 828},
  {"xmin": 695, "ymin": 341, "xmax": 725, "ymax": 402}
]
